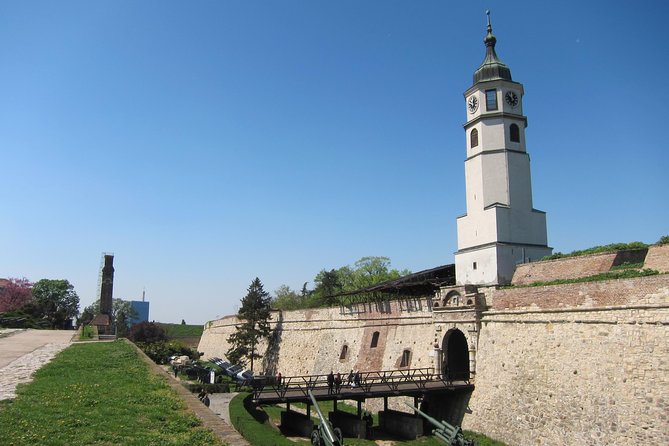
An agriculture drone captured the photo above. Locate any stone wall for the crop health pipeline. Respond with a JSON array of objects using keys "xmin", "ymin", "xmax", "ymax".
[
  {"xmin": 199, "ymin": 298, "xmax": 437, "ymax": 377},
  {"xmin": 198, "ymin": 273, "xmax": 669, "ymax": 446},
  {"xmin": 466, "ymin": 275, "xmax": 669, "ymax": 446}
]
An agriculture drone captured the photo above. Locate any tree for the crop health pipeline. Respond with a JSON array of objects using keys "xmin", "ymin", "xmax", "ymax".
[
  {"xmin": 272, "ymin": 284, "xmax": 304, "ymax": 310},
  {"xmin": 227, "ymin": 278, "xmax": 272, "ymax": 370},
  {"xmin": 79, "ymin": 298, "xmax": 137, "ymax": 337},
  {"xmin": 31, "ymin": 279, "xmax": 80, "ymax": 329},
  {"xmin": 313, "ymin": 269, "xmax": 343, "ymax": 306},
  {"xmin": 0, "ymin": 277, "xmax": 33, "ymax": 312},
  {"xmin": 310, "ymin": 257, "xmax": 411, "ymax": 307}
]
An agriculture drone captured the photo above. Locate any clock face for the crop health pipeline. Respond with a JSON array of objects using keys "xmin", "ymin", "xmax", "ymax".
[
  {"xmin": 505, "ymin": 91, "xmax": 519, "ymax": 108},
  {"xmin": 467, "ymin": 96, "xmax": 479, "ymax": 113}
]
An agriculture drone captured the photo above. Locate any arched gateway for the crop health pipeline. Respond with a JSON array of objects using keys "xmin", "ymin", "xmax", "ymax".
[{"xmin": 441, "ymin": 328, "xmax": 470, "ymax": 381}]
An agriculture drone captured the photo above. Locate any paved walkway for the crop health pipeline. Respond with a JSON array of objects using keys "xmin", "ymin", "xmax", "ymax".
[{"xmin": 0, "ymin": 329, "xmax": 74, "ymax": 400}]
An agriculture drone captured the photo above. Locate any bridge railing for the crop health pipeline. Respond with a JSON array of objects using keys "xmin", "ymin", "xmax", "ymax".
[{"xmin": 252, "ymin": 367, "xmax": 469, "ymax": 401}]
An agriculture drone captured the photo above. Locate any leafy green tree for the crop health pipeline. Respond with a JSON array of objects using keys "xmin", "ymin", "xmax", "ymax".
[
  {"xmin": 272, "ymin": 284, "xmax": 303, "ymax": 310},
  {"xmin": 310, "ymin": 257, "xmax": 411, "ymax": 307},
  {"xmin": 313, "ymin": 269, "xmax": 343, "ymax": 306},
  {"xmin": 79, "ymin": 298, "xmax": 138, "ymax": 337},
  {"xmin": 31, "ymin": 279, "xmax": 80, "ymax": 329},
  {"xmin": 227, "ymin": 278, "xmax": 272, "ymax": 370}
]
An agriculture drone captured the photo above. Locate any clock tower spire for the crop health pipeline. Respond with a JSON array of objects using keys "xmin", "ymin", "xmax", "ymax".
[{"xmin": 455, "ymin": 11, "xmax": 552, "ymax": 286}]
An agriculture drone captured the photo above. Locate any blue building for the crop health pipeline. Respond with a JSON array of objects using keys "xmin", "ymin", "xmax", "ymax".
[{"xmin": 129, "ymin": 300, "xmax": 150, "ymax": 326}]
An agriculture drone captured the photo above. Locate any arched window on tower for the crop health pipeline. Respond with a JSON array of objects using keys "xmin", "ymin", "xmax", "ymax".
[
  {"xmin": 510, "ymin": 123, "xmax": 520, "ymax": 143},
  {"xmin": 470, "ymin": 128, "xmax": 479, "ymax": 148}
]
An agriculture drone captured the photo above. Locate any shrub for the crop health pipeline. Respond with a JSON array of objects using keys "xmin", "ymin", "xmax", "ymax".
[
  {"xmin": 541, "ymin": 242, "xmax": 649, "ymax": 261},
  {"xmin": 658, "ymin": 235, "xmax": 669, "ymax": 245},
  {"xmin": 136, "ymin": 340, "xmax": 199, "ymax": 364},
  {"xmin": 0, "ymin": 309, "xmax": 51, "ymax": 329},
  {"xmin": 184, "ymin": 382, "xmax": 230, "ymax": 394},
  {"xmin": 128, "ymin": 321, "xmax": 168, "ymax": 343}
]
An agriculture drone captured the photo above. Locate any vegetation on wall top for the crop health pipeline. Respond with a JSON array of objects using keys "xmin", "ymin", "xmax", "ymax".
[{"xmin": 541, "ymin": 241, "xmax": 649, "ymax": 261}]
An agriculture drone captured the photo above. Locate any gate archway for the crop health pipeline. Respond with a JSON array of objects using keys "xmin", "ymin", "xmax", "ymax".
[{"xmin": 441, "ymin": 328, "xmax": 470, "ymax": 381}]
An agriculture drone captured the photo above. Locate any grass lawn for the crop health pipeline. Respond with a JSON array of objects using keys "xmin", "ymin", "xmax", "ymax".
[
  {"xmin": 158, "ymin": 323, "xmax": 204, "ymax": 338},
  {"xmin": 0, "ymin": 340, "xmax": 225, "ymax": 446},
  {"xmin": 230, "ymin": 393, "xmax": 506, "ymax": 446}
]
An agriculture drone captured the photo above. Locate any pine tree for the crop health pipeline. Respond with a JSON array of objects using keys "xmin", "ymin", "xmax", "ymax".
[{"xmin": 227, "ymin": 277, "xmax": 272, "ymax": 370}]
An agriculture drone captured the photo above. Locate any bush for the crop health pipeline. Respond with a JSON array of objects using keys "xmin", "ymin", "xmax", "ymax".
[
  {"xmin": 0, "ymin": 310, "xmax": 51, "ymax": 329},
  {"xmin": 542, "ymin": 241, "xmax": 649, "ymax": 261},
  {"xmin": 136, "ymin": 340, "xmax": 199, "ymax": 364},
  {"xmin": 184, "ymin": 382, "xmax": 230, "ymax": 394},
  {"xmin": 658, "ymin": 235, "xmax": 669, "ymax": 245},
  {"xmin": 128, "ymin": 321, "xmax": 168, "ymax": 343}
]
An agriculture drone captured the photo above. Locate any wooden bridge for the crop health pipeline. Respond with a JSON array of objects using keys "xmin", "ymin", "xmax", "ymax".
[{"xmin": 252, "ymin": 368, "xmax": 474, "ymax": 405}]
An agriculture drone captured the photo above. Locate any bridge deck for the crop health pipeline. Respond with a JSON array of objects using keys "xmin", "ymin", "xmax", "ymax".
[{"xmin": 252, "ymin": 368, "xmax": 474, "ymax": 404}]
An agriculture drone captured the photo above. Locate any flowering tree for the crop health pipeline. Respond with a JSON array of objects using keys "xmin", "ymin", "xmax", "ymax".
[{"xmin": 0, "ymin": 277, "xmax": 33, "ymax": 312}]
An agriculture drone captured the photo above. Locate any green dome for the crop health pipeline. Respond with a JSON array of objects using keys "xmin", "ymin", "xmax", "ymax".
[{"xmin": 473, "ymin": 11, "xmax": 512, "ymax": 84}]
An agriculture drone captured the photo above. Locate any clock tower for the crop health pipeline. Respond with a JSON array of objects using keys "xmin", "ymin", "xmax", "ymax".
[{"xmin": 455, "ymin": 12, "xmax": 552, "ymax": 286}]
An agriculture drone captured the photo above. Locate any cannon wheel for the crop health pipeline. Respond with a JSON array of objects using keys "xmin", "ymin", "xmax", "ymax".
[
  {"xmin": 334, "ymin": 427, "xmax": 343, "ymax": 445},
  {"xmin": 311, "ymin": 429, "xmax": 321, "ymax": 446}
]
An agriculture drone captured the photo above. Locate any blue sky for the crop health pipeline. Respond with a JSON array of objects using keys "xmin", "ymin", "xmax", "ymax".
[{"xmin": 1, "ymin": 1, "xmax": 667, "ymax": 324}]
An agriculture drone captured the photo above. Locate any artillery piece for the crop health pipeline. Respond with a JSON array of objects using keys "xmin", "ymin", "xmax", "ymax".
[
  {"xmin": 308, "ymin": 390, "xmax": 344, "ymax": 446},
  {"xmin": 404, "ymin": 403, "xmax": 475, "ymax": 446}
]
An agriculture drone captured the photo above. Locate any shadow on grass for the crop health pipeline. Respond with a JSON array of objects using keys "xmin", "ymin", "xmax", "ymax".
[{"xmin": 243, "ymin": 393, "xmax": 269, "ymax": 424}]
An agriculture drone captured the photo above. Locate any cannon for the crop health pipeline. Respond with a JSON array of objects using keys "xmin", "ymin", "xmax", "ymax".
[
  {"xmin": 308, "ymin": 390, "xmax": 344, "ymax": 446},
  {"xmin": 404, "ymin": 403, "xmax": 475, "ymax": 446}
]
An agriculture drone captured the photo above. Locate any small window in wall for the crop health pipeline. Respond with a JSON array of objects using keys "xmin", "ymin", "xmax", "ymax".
[
  {"xmin": 473, "ymin": 262, "xmax": 477, "ymax": 270},
  {"xmin": 400, "ymin": 349, "xmax": 411, "ymax": 368},
  {"xmin": 340, "ymin": 345, "xmax": 348, "ymax": 360},
  {"xmin": 371, "ymin": 331, "xmax": 380, "ymax": 348},
  {"xmin": 470, "ymin": 128, "xmax": 479, "ymax": 148},
  {"xmin": 510, "ymin": 123, "xmax": 520, "ymax": 142},
  {"xmin": 485, "ymin": 89, "xmax": 498, "ymax": 111}
]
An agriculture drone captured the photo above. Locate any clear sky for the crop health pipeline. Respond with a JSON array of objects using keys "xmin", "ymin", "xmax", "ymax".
[{"xmin": 1, "ymin": 1, "xmax": 667, "ymax": 325}]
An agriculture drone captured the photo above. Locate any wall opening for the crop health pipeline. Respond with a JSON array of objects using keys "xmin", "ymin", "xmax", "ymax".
[
  {"xmin": 400, "ymin": 349, "xmax": 411, "ymax": 368},
  {"xmin": 339, "ymin": 344, "xmax": 348, "ymax": 360},
  {"xmin": 441, "ymin": 329, "xmax": 470, "ymax": 380},
  {"xmin": 370, "ymin": 331, "xmax": 380, "ymax": 348}
]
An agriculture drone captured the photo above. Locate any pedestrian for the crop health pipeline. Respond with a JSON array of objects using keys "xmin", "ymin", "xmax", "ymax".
[
  {"xmin": 202, "ymin": 392, "xmax": 210, "ymax": 407},
  {"xmin": 354, "ymin": 370, "xmax": 361, "ymax": 387},
  {"xmin": 335, "ymin": 372, "xmax": 342, "ymax": 393},
  {"xmin": 348, "ymin": 369, "xmax": 354, "ymax": 387},
  {"xmin": 277, "ymin": 372, "xmax": 282, "ymax": 388},
  {"xmin": 327, "ymin": 371, "xmax": 334, "ymax": 394}
]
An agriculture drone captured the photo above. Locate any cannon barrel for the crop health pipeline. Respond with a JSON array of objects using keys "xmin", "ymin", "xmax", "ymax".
[
  {"xmin": 308, "ymin": 390, "xmax": 337, "ymax": 445},
  {"xmin": 403, "ymin": 402, "xmax": 474, "ymax": 446},
  {"xmin": 403, "ymin": 402, "xmax": 451, "ymax": 430}
]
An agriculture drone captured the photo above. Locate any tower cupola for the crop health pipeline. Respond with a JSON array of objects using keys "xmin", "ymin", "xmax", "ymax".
[{"xmin": 473, "ymin": 11, "xmax": 512, "ymax": 84}]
